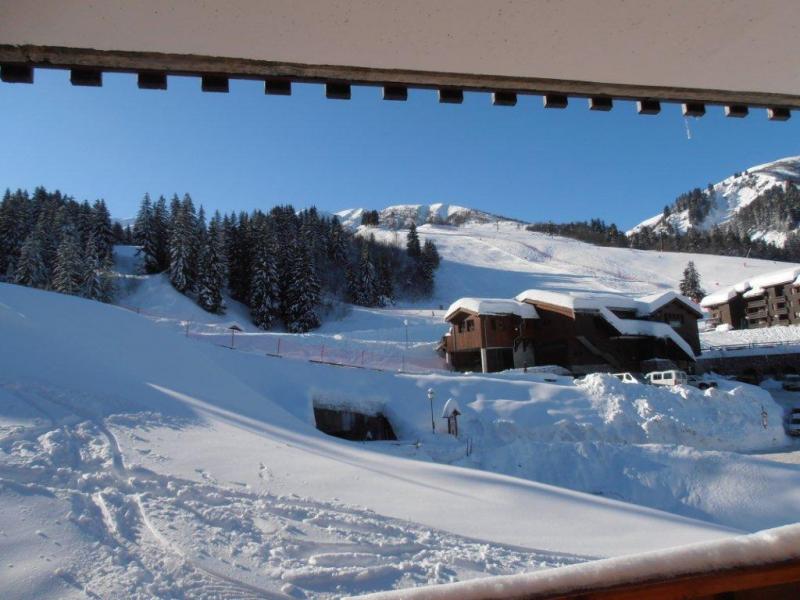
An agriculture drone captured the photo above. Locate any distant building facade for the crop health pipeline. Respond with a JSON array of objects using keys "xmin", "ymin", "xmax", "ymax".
[
  {"xmin": 701, "ymin": 267, "xmax": 800, "ymax": 330},
  {"xmin": 442, "ymin": 291, "xmax": 701, "ymax": 374}
]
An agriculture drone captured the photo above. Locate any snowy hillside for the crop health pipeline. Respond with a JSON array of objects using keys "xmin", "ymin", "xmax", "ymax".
[
  {"xmin": 336, "ymin": 203, "xmax": 515, "ymax": 230},
  {"xmin": 4, "ymin": 219, "xmax": 800, "ymax": 597},
  {"xmin": 363, "ymin": 220, "xmax": 799, "ymax": 305},
  {"xmin": 629, "ymin": 155, "xmax": 800, "ymax": 244}
]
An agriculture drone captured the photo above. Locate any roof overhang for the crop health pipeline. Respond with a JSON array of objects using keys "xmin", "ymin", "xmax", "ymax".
[{"xmin": 1, "ymin": 1, "xmax": 799, "ymax": 111}]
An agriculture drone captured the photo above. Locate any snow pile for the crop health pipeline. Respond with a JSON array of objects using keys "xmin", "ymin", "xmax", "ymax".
[
  {"xmin": 354, "ymin": 523, "xmax": 800, "ymax": 600},
  {"xmin": 444, "ymin": 298, "xmax": 538, "ymax": 321},
  {"xmin": 459, "ymin": 373, "xmax": 785, "ymax": 452}
]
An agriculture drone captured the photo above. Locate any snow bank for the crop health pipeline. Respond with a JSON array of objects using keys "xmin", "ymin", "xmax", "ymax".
[
  {"xmin": 444, "ymin": 298, "xmax": 538, "ymax": 321},
  {"xmin": 352, "ymin": 523, "xmax": 800, "ymax": 600}
]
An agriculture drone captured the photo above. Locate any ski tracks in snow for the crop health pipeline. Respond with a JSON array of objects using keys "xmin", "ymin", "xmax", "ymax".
[{"xmin": 0, "ymin": 382, "xmax": 579, "ymax": 598}]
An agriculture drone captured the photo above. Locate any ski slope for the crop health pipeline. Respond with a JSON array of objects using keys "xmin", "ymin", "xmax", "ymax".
[{"xmin": 375, "ymin": 220, "xmax": 795, "ymax": 304}]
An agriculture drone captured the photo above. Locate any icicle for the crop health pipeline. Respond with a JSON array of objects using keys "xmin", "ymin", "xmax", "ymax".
[{"xmin": 683, "ymin": 116, "xmax": 692, "ymax": 140}]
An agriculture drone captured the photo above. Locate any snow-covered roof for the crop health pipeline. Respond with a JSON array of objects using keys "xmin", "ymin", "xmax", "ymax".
[
  {"xmin": 742, "ymin": 287, "xmax": 765, "ymax": 299},
  {"xmin": 515, "ymin": 289, "xmax": 700, "ymax": 318},
  {"xmin": 635, "ymin": 291, "xmax": 703, "ymax": 317},
  {"xmin": 444, "ymin": 298, "xmax": 538, "ymax": 322},
  {"xmin": 514, "ymin": 289, "xmax": 639, "ymax": 312},
  {"xmin": 441, "ymin": 398, "xmax": 461, "ymax": 418},
  {"xmin": 598, "ymin": 307, "xmax": 696, "ymax": 359},
  {"xmin": 701, "ymin": 265, "xmax": 800, "ymax": 307},
  {"xmin": 700, "ymin": 288, "xmax": 738, "ymax": 308}
]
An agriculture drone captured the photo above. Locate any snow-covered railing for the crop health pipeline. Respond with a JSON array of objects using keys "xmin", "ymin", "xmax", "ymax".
[
  {"xmin": 116, "ymin": 303, "xmax": 447, "ymax": 374},
  {"xmin": 703, "ymin": 339, "xmax": 800, "ymax": 352},
  {"xmin": 352, "ymin": 524, "xmax": 800, "ymax": 600}
]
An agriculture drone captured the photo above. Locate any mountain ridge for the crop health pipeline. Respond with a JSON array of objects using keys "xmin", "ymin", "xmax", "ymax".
[{"xmin": 628, "ymin": 155, "xmax": 800, "ymax": 246}]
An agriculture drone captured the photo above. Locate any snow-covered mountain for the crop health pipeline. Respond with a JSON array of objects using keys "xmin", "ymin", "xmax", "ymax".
[
  {"xmin": 628, "ymin": 156, "xmax": 800, "ymax": 246},
  {"xmin": 336, "ymin": 202, "xmax": 517, "ymax": 230}
]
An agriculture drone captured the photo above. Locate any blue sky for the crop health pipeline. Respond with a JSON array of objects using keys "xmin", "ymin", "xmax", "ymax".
[{"xmin": 0, "ymin": 68, "xmax": 797, "ymax": 229}]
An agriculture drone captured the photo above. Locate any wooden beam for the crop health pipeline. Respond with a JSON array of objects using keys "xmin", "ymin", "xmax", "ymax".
[
  {"xmin": 637, "ymin": 99, "xmax": 661, "ymax": 115},
  {"xmin": 201, "ymin": 75, "xmax": 228, "ymax": 92},
  {"xmin": 492, "ymin": 91, "xmax": 517, "ymax": 106},
  {"xmin": 438, "ymin": 88, "xmax": 464, "ymax": 104},
  {"xmin": 543, "ymin": 94, "xmax": 568, "ymax": 109},
  {"xmin": 382, "ymin": 85, "xmax": 408, "ymax": 101},
  {"xmin": 589, "ymin": 96, "xmax": 613, "ymax": 111},
  {"xmin": 725, "ymin": 104, "xmax": 749, "ymax": 118},
  {"xmin": 3, "ymin": 45, "xmax": 798, "ymax": 109},
  {"xmin": 264, "ymin": 78, "xmax": 291, "ymax": 95},
  {"xmin": 326, "ymin": 81, "xmax": 351, "ymax": 99},
  {"xmin": 682, "ymin": 102, "xmax": 706, "ymax": 117},
  {"xmin": 0, "ymin": 63, "xmax": 33, "ymax": 83},
  {"xmin": 768, "ymin": 107, "xmax": 791, "ymax": 121},
  {"xmin": 137, "ymin": 71, "xmax": 167, "ymax": 90},
  {"xmin": 70, "ymin": 68, "xmax": 101, "ymax": 86}
]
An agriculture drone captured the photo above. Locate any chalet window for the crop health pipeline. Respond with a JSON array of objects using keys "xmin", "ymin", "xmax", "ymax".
[
  {"xmin": 458, "ymin": 322, "xmax": 464, "ymax": 333},
  {"xmin": 490, "ymin": 319, "xmax": 497, "ymax": 330},
  {"xmin": 466, "ymin": 320, "xmax": 475, "ymax": 332},
  {"xmin": 497, "ymin": 320, "xmax": 504, "ymax": 331}
]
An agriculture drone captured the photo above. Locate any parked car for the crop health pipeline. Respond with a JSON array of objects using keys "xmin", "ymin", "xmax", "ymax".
[
  {"xmin": 788, "ymin": 408, "xmax": 800, "ymax": 437},
  {"xmin": 687, "ymin": 375, "xmax": 718, "ymax": 390},
  {"xmin": 644, "ymin": 370, "xmax": 688, "ymax": 387},
  {"xmin": 782, "ymin": 375, "xmax": 800, "ymax": 392},
  {"xmin": 613, "ymin": 372, "xmax": 642, "ymax": 384}
]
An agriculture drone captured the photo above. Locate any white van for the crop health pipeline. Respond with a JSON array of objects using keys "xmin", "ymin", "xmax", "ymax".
[
  {"xmin": 645, "ymin": 370, "xmax": 688, "ymax": 387},
  {"xmin": 612, "ymin": 372, "xmax": 641, "ymax": 384}
]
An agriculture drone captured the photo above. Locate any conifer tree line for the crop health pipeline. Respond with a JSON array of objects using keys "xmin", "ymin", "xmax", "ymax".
[
  {"xmin": 528, "ymin": 184, "xmax": 800, "ymax": 264},
  {"xmin": 0, "ymin": 187, "xmax": 115, "ymax": 301},
  {"xmin": 133, "ymin": 195, "xmax": 440, "ymax": 332}
]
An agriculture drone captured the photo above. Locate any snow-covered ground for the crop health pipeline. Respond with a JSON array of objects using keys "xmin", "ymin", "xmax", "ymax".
[
  {"xmin": 702, "ymin": 323, "xmax": 800, "ymax": 350},
  {"xmin": 3, "ymin": 224, "xmax": 800, "ymax": 598}
]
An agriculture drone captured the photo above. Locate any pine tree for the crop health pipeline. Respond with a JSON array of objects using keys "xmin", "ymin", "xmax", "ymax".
[
  {"xmin": 196, "ymin": 217, "xmax": 227, "ymax": 314},
  {"xmin": 406, "ymin": 222, "xmax": 421, "ymax": 258},
  {"xmin": 421, "ymin": 239, "xmax": 440, "ymax": 269},
  {"xmin": 284, "ymin": 243, "xmax": 320, "ymax": 332},
  {"xmin": 52, "ymin": 229, "xmax": 85, "ymax": 295},
  {"xmin": 134, "ymin": 194, "xmax": 160, "ymax": 273},
  {"xmin": 250, "ymin": 228, "xmax": 280, "ymax": 329},
  {"xmin": 14, "ymin": 232, "xmax": 47, "ymax": 288},
  {"xmin": 91, "ymin": 199, "xmax": 114, "ymax": 265},
  {"xmin": 81, "ymin": 235, "xmax": 105, "ymax": 301},
  {"xmin": 351, "ymin": 244, "xmax": 377, "ymax": 306},
  {"xmin": 152, "ymin": 195, "xmax": 170, "ymax": 271},
  {"xmin": 679, "ymin": 261, "xmax": 705, "ymax": 302},
  {"xmin": 328, "ymin": 215, "xmax": 348, "ymax": 263},
  {"xmin": 168, "ymin": 197, "xmax": 195, "ymax": 293},
  {"xmin": 376, "ymin": 256, "xmax": 394, "ymax": 306}
]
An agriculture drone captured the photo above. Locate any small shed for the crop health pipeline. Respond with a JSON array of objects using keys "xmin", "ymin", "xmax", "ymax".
[{"xmin": 441, "ymin": 398, "xmax": 461, "ymax": 437}]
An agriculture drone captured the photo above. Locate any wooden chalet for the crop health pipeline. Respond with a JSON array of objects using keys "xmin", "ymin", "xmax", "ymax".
[
  {"xmin": 701, "ymin": 267, "xmax": 800, "ymax": 330},
  {"xmin": 443, "ymin": 291, "xmax": 702, "ymax": 375},
  {"xmin": 442, "ymin": 298, "xmax": 538, "ymax": 373},
  {"xmin": 514, "ymin": 290, "xmax": 701, "ymax": 375}
]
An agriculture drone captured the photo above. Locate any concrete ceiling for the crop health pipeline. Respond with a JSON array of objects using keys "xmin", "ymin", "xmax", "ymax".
[{"xmin": 1, "ymin": 0, "xmax": 798, "ymax": 108}]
